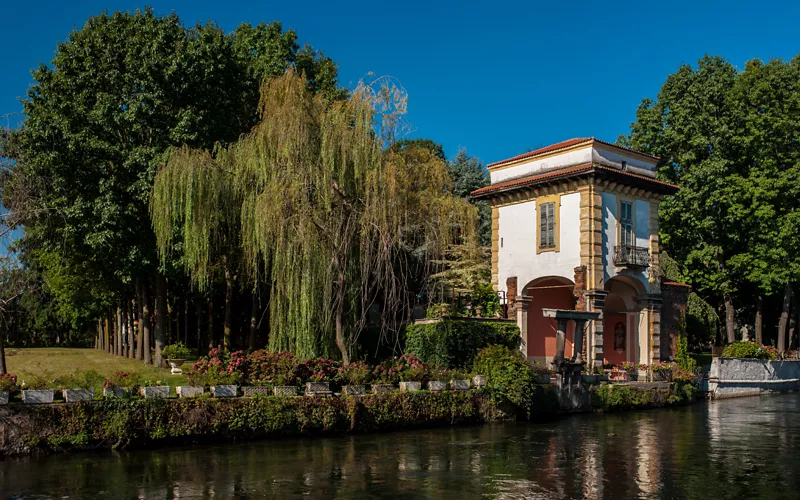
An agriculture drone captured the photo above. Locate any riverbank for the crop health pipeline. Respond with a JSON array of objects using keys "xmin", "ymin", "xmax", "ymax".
[{"xmin": 0, "ymin": 382, "xmax": 696, "ymax": 456}]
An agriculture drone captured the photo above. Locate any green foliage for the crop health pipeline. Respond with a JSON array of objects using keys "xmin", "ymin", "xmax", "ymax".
[
  {"xmin": 7, "ymin": 391, "xmax": 498, "ymax": 453},
  {"xmin": 151, "ymin": 71, "xmax": 477, "ymax": 362},
  {"xmin": 472, "ymin": 345, "xmax": 557, "ymax": 418},
  {"xmin": 675, "ymin": 332, "xmax": 698, "ymax": 373},
  {"xmin": 447, "ymin": 149, "xmax": 491, "ymax": 246},
  {"xmin": 58, "ymin": 370, "xmax": 104, "ymax": 390},
  {"xmin": 0, "ymin": 374, "xmax": 18, "ymax": 393},
  {"xmin": 721, "ymin": 341, "xmax": 779, "ymax": 360},
  {"xmin": 161, "ymin": 342, "xmax": 191, "ymax": 360},
  {"xmin": 621, "ymin": 55, "xmax": 800, "ymax": 340},
  {"xmin": 103, "ymin": 371, "xmax": 139, "ymax": 389},
  {"xmin": 336, "ymin": 362, "xmax": 372, "ymax": 386},
  {"xmin": 405, "ymin": 319, "xmax": 520, "ymax": 368},
  {"xmin": 590, "ymin": 382, "xmax": 695, "ymax": 411}
]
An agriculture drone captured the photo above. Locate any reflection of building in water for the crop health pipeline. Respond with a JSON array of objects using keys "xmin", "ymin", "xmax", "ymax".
[
  {"xmin": 635, "ymin": 417, "xmax": 662, "ymax": 497},
  {"xmin": 580, "ymin": 436, "xmax": 603, "ymax": 500}
]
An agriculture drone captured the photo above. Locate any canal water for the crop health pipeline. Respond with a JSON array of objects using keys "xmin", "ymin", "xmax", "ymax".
[{"xmin": 3, "ymin": 393, "xmax": 800, "ymax": 499}]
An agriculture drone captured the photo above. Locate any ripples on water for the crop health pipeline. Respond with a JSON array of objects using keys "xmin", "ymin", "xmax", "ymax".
[{"xmin": 3, "ymin": 393, "xmax": 800, "ymax": 499}]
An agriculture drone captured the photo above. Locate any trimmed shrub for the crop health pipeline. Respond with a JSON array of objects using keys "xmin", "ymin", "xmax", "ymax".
[
  {"xmin": 590, "ymin": 382, "xmax": 696, "ymax": 411},
  {"xmin": 722, "ymin": 341, "xmax": 779, "ymax": 360},
  {"xmin": 405, "ymin": 319, "xmax": 520, "ymax": 368},
  {"xmin": 472, "ymin": 345, "xmax": 557, "ymax": 418}
]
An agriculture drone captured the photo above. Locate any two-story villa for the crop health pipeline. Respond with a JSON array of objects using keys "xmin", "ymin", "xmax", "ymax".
[{"xmin": 471, "ymin": 138, "xmax": 682, "ymax": 370}]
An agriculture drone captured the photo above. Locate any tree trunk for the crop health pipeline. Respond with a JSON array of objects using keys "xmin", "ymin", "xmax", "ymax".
[
  {"xmin": 140, "ymin": 280, "xmax": 152, "ymax": 365},
  {"xmin": 0, "ymin": 329, "xmax": 7, "ymax": 374},
  {"xmin": 184, "ymin": 299, "xmax": 189, "ymax": 346},
  {"xmin": 224, "ymin": 267, "xmax": 233, "ymax": 352},
  {"xmin": 135, "ymin": 286, "xmax": 144, "ymax": 361},
  {"xmin": 116, "ymin": 306, "xmax": 123, "ymax": 357},
  {"xmin": 249, "ymin": 291, "xmax": 258, "ymax": 350},
  {"xmin": 778, "ymin": 283, "xmax": 793, "ymax": 353},
  {"xmin": 335, "ymin": 268, "xmax": 349, "ymax": 364},
  {"xmin": 724, "ymin": 294, "xmax": 736, "ymax": 344},
  {"xmin": 97, "ymin": 318, "xmax": 103, "ymax": 350},
  {"xmin": 154, "ymin": 272, "xmax": 167, "ymax": 367},
  {"xmin": 755, "ymin": 295, "xmax": 763, "ymax": 345},
  {"xmin": 208, "ymin": 297, "xmax": 215, "ymax": 351},
  {"xmin": 106, "ymin": 311, "xmax": 114, "ymax": 354},
  {"xmin": 127, "ymin": 299, "xmax": 135, "ymax": 359},
  {"xmin": 196, "ymin": 298, "xmax": 202, "ymax": 351}
]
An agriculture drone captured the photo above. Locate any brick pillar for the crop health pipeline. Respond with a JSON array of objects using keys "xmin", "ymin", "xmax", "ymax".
[
  {"xmin": 506, "ymin": 276, "xmax": 518, "ymax": 318},
  {"xmin": 585, "ymin": 289, "xmax": 608, "ymax": 370},
  {"xmin": 515, "ymin": 295, "xmax": 532, "ymax": 359},
  {"xmin": 573, "ymin": 266, "xmax": 587, "ymax": 311}
]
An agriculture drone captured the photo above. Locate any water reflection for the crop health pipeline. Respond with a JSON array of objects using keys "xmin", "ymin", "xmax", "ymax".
[{"xmin": 3, "ymin": 393, "xmax": 800, "ymax": 498}]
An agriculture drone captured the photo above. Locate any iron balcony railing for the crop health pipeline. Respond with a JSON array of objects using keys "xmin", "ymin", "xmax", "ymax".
[{"xmin": 613, "ymin": 245, "xmax": 650, "ymax": 268}]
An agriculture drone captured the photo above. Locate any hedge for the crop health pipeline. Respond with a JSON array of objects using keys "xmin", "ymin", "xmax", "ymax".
[
  {"xmin": 405, "ymin": 319, "xmax": 520, "ymax": 369},
  {"xmin": 0, "ymin": 392, "xmax": 505, "ymax": 455},
  {"xmin": 590, "ymin": 382, "xmax": 696, "ymax": 411}
]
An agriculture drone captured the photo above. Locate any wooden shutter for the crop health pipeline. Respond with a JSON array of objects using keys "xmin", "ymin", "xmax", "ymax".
[{"xmin": 540, "ymin": 202, "xmax": 555, "ymax": 249}]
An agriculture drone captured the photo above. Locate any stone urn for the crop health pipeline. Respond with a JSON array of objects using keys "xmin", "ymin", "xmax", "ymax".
[
  {"xmin": 450, "ymin": 379, "xmax": 471, "ymax": 391},
  {"xmin": 427, "ymin": 380, "xmax": 446, "ymax": 392},
  {"xmin": 371, "ymin": 383, "xmax": 395, "ymax": 394},
  {"xmin": 211, "ymin": 385, "xmax": 237, "ymax": 397},
  {"xmin": 305, "ymin": 381, "xmax": 332, "ymax": 397},
  {"xmin": 62, "ymin": 388, "xmax": 94, "ymax": 402},
  {"xmin": 273, "ymin": 386, "xmax": 297, "ymax": 396},
  {"xmin": 342, "ymin": 385, "xmax": 366, "ymax": 396},
  {"xmin": 167, "ymin": 359, "xmax": 185, "ymax": 375},
  {"xmin": 399, "ymin": 381, "xmax": 422, "ymax": 393},
  {"xmin": 176, "ymin": 386, "xmax": 204, "ymax": 398}
]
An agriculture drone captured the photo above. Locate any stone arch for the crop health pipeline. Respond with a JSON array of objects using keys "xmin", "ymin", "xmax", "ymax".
[
  {"xmin": 523, "ymin": 276, "xmax": 577, "ymax": 363},
  {"xmin": 602, "ymin": 275, "xmax": 646, "ymax": 366}
]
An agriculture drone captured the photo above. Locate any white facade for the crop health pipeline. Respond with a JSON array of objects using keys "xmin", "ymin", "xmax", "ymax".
[
  {"xmin": 497, "ymin": 192, "xmax": 581, "ymax": 291},
  {"xmin": 600, "ymin": 192, "xmax": 651, "ymax": 292}
]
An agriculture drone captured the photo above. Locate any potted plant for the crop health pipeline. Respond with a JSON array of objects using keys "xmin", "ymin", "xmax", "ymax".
[
  {"xmin": 337, "ymin": 362, "xmax": 371, "ymax": 396},
  {"xmin": 471, "ymin": 374, "xmax": 487, "ymax": 388},
  {"xmin": 103, "ymin": 371, "xmax": 137, "ymax": 398},
  {"xmin": 298, "ymin": 358, "xmax": 338, "ymax": 397},
  {"xmin": 241, "ymin": 380, "xmax": 272, "ymax": 397},
  {"xmin": 59, "ymin": 370, "xmax": 100, "ymax": 402},
  {"xmin": 529, "ymin": 361, "xmax": 551, "ymax": 384},
  {"xmin": 140, "ymin": 380, "xmax": 170, "ymax": 399},
  {"xmin": 0, "ymin": 374, "xmax": 17, "ymax": 405},
  {"xmin": 449, "ymin": 370, "xmax": 471, "ymax": 391},
  {"xmin": 176, "ymin": 385, "xmax": 204, "ymax": 398},
  {"xmin": 399, "ymin": 364, "xmax": 428, "ymax": 393},
  {"xmin": 427, "ymin": 367, "xmax": 448, "ymax": 392},
  {"xmin": 161, "ymin": 342, "xmax": 191, "ymax": 374},
  {"xmin": 371, "ymin": 358, "xmax": 401, "ymax": 394},
  {"xmin": 272, "ymin": 374, "xmax": 299, "ymax": 396},
  {"xmin": 208, "ymin": 369, "xmax": 240, "ymax": 397},
  {"xmin": 21, "ymin": 372, "xmax": 56, "ymax": 404}
]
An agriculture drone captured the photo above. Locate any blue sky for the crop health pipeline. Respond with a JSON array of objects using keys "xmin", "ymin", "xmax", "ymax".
[{"xmin": 2, "ymin": 0, "xmax": 799, "ymax": 166}]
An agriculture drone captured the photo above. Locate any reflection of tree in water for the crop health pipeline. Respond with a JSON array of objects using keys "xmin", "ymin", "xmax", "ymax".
[{"xmin": 6, "ymin": 396, "xmax": 800, "ymax": 497}]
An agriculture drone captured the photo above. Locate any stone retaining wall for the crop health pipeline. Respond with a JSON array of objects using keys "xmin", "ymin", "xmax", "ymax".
[{"xmin": 709, "ymin": 358, "xmax": 800, "ymax": 399}]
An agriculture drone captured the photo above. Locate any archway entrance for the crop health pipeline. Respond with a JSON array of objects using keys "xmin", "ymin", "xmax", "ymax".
[
  {"xmin": 524, "ymin": 277, "xmax": 576, "ymax": 364},
  {"xmin": 603, "ymin": 276, "xmax": 644, "ymax": 366}
]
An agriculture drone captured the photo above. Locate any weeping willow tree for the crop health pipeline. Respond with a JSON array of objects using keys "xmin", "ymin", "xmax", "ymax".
[{"xmin": 151, "ymin": 70, "xmax": 476, "ymax": 361}]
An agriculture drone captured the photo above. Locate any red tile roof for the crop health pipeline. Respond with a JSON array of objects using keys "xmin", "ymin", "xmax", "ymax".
[
  {"xmin": 470, "ymin": 163, "xmax": 679, "ymax": 199},
  {"xmin": 486, "ymin": 137, "xmax": 660, "ymax": 169}
]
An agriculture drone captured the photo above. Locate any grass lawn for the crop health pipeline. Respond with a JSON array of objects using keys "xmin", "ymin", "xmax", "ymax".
[{"xmin": 5, "ymin": 347, "xmax": 188, "ymax": 389}]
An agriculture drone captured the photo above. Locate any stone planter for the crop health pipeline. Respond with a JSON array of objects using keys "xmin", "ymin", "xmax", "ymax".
[
  {"xmin": 167, "ymin": 359, "xmax": 186, "ymax": 375},
  {"xmin": 242, "ymin": 386, "xmax": 271, "ymax": 397},
  {"xmin": 62, "ymin": 388, "xmax": 94, "ymax": 402},
  {"xmin": 273, "ymin": 386, "xmax": 297, "ymax": 396},
  {"xmin": 305, "ymin": 381, "xmax": 332, "ymax": 397},
  {"xmin": 176, "ymin": 386, "xmax": 204, "ymax": 398},
  {"xmin": 651, "ymin": 370, "xmax": 669, "ymax": 382},
  {"xmin": 427, "ymin": 380, "xmax": 446, "ymax": 392},
  {"xmin": 471, "ymin": 375, "xmax": 487, "ymax": 388},
  {"xmin": 0, "ymin": 392, "xmax": 8, "ymax": 405},
  {"xmin": 371, "ymin": 383, "xmax": 395, "ymax": 394},
  {"xmin": 450, "ymin": 379, "xmax": 471, "ymax": 391},
  {"xmin": 399, "ymin": 381, "xmax": 422, "ymax": 392},
  {"xmin": 211, "ymin": 385, "xmax": 237, "ymax": 397},
  {"xmin": 140, "ymin": 386, "xmax": 170, "ymax": 399},
  {"xmin": 103, "ymin": 387, "xmax": 130, "ymax": 398},
  {"xmin": 22, "ymin": 389, "xmax": 55, "ymax": 404},
  {"xmin": 608, "ymin": 369, "xmax": 630, "ymax": 382},
  {"xmin": 536, "ymin": 373, "xmax": 552, "ymax": 384},
  {"xmin": 342, "ymin": 385, "xmax": 366, "ymax": 396}
]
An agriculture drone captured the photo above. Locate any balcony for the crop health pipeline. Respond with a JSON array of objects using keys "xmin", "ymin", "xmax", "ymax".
[{"xmin": 613, "ymin": 245, "xmax": 650, "ymax": 268}]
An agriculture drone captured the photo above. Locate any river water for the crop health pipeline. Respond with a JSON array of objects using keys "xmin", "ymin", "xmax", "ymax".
[{"xmin": 3, "ymin": 393, "xmax": 800, "ymax": 499}]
